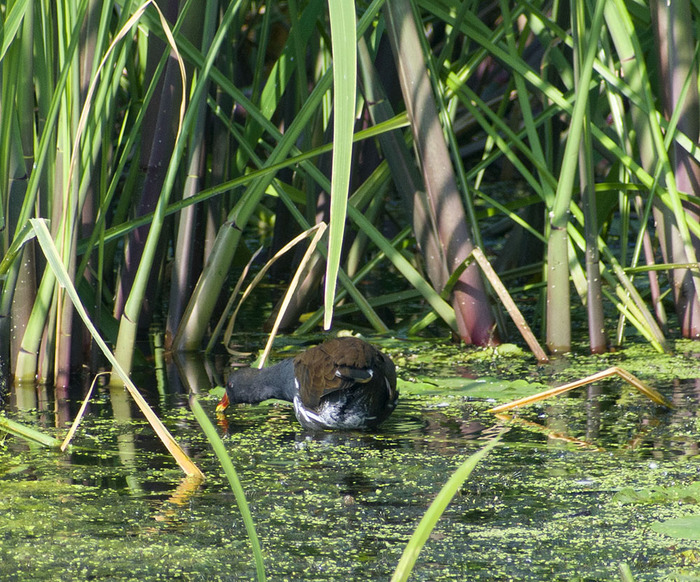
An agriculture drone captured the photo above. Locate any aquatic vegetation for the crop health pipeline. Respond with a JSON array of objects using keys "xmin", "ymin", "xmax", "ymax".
[{"xmin": 3, "ymin": 339, "xmax": 700, "ymax": 581}]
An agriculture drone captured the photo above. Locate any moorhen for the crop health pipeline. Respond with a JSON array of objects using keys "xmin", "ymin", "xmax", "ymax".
[{"xmin": 221, "ymin": 337, "xmax": 398, "ymax": 430}]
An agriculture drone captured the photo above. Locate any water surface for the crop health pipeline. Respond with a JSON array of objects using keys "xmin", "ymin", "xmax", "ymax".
[{"xmin": 2, "ymin": 343, "xmax": 700, "ymax": 581}]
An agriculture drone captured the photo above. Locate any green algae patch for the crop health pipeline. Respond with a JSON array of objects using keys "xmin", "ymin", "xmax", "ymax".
[
  {"xmin": 615, "ymin": 483, "xmax": 700, "ymax": 505},
  {"xmin": 0, "ymin": 441, "xmax": 256, "ymax": 581},
  {"xmin": 3, "ymin": 337, "xmax": 700, "ymax": 581},
  {"xmin": 2, "ymin": 395, "xmax": 698, "ymax": 582}
]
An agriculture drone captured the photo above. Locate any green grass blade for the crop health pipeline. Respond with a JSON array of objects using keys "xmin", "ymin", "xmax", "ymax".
[
  {"xmin": 0, "ymin": 0, "xmax": 30, "ymax": 62},
  {"xmin": 391, "ymin": 430, "xmax": 505, "ymax": 582},
  {"xmin": 189, "ymin": 395, "xmax": 266, "ymax": 582},
  {"xmin": 324, "ymin": 0, "xmax": 357, "ymax": 329}
]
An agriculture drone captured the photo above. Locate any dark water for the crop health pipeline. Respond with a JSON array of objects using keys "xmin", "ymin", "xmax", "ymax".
[{"xmin": 2, "ymin": 358, "xmax": 700, "ymax": 581}]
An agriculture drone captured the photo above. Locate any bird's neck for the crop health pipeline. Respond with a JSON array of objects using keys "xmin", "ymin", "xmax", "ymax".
[{"xmin": 226, "ymin": 358, "xmax": 297, "ymax": 403}]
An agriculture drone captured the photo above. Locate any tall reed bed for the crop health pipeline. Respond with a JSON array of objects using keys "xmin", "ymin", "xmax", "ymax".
[{"xmin": 1, "ymin": 0, "xmax": 699, "ymax": 388}]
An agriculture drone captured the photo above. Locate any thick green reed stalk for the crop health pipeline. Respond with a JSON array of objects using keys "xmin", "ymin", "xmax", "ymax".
[
  {"xmin": 573, "ymin": 0, "xmax": 606, "ymax": 353},
  {"xmin": 545, "ymin": 0, "xmax": 605, "ymax": 353}
]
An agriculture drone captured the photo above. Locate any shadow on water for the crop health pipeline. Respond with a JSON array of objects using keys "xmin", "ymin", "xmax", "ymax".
[{"xmin": 2, "ymin": 343, "xmax": 700, "ymax": 581}]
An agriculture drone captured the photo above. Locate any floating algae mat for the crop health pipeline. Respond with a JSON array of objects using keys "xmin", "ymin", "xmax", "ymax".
[{"xmin": 2, "ymin": 339, "xmax": 700, "ymax": 580}]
